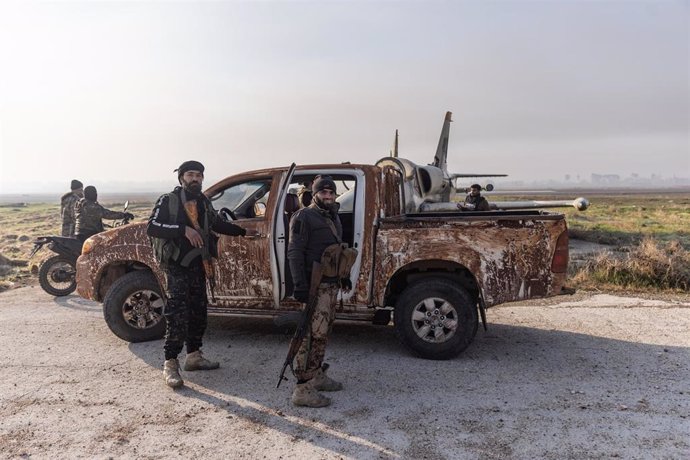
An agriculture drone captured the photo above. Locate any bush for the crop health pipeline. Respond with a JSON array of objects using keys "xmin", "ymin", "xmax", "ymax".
[{"xmin": 573, "ymin": 238, "xmax": 690, "ymax": 291}]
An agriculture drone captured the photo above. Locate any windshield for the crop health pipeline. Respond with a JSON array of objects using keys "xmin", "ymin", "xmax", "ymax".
[{"xmin": 211, "ymin": 181, "xmax": 270, "ymax": 212}]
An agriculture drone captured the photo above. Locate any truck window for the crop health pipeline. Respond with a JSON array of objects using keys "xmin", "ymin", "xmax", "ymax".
[{"xmin": 210, "ymin": 179, "xmax": 272, "ymax": 219}]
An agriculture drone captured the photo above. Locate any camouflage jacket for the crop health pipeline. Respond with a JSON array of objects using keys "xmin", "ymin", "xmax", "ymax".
[
  {"xmin": 60, "ymin": 192, "xmax": 81, "ymax": 237},
  {"xmin": 75, "ymin": 199, "xmax": 127, "ymax": 239}
]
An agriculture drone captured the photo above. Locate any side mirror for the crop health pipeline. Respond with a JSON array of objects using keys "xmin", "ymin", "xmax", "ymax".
[{"xmin": 254, "ymin": 202, "xmax": 267, "ymax": 217}]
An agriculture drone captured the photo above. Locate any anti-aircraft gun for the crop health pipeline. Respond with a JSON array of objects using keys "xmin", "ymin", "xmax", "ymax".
[{"xmin": 375, "ymin": 111, "xmax": 589, "ymax": 214}]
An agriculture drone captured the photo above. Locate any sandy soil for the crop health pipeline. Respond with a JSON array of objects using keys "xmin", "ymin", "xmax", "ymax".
[{"xmin": 1, "ymin": 286, "xmax": 688, "ymax": 459}]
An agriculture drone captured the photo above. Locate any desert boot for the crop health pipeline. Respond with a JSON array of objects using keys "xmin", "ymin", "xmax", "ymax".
[
  {"xmin": 183, "ymin": 350, "xmax": 220, "ymax": 371},
  {"xmin": 163, "ymin": 359, "xmax": 184, "ymax": 388},
  {"xmin": 291, "ymin": 381, "xmax": 331, "ymax": 408}
]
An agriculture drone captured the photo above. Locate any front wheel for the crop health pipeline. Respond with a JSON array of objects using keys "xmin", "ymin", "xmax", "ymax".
[
  {"xmin": 394, "ymin": 277, "xmax": 478, "ymax": 360},
  {"xmin": 103, "ymin": 271, "xmax": 166, "ymax": 343},
  {"xmin": 38, "ymin": 255, "xmax": 76, "ymax": 296}
]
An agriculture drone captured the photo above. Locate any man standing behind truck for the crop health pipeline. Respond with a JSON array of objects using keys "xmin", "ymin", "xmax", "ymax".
[
  {"xmin": 147, "ymin": 160, "xmax": 250, "ymax": 389},
  {"xmin": 60, "ymin": 179, "xmax": 83, "ymax": 236},
  {"xmin": 459, "ymin": 184, "xmax": 491, "ymax": 211}
]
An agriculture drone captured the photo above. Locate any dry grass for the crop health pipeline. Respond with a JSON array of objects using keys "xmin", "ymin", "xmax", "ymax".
[
  {"xmin": 0, "ymin": 200, "xmax": 153, "ymax": 292},
  {"xmin": 573, "ymin": 237, "xmax": 690, "ymax": 292}
]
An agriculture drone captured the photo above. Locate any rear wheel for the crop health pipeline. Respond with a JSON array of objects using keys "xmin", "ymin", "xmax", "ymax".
[
  {"xmin": 394, "ymin": 277, "xmax": 478, "ymax": 360},
  {"xmin": 38, "ymin": 255, "xmax": 76, "ymax": 296},
  {"xmin": 103, "ymin": 271, "xmax": 166, "ymax": 343}
]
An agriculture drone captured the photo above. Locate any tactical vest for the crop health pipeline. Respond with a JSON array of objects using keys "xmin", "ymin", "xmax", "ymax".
[{"xmin": 150, "ymin": 193, "xmax": 181, "ymax": 266}]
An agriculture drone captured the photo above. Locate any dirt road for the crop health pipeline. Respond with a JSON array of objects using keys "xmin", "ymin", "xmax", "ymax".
[{"xmin": 1, "ymin": 286, "xmax": 688, "ymax": 459}]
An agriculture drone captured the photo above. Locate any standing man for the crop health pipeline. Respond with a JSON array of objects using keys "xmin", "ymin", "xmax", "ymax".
[
  {"xmin": 460, "ymin": 184, "xmax": 491, "ymax": 211},
  {"xmin": 74, "ymin": 186, "xmax": 133, "ymax": 242},
  {"xmin": 61, "ymin": 179, "xmax": 83, "ymax": 236},
  {"xmin": 287, "ymin": 175, "xmax": 352, "ymax": 407},
  {"xmin": 147, "ymin": 160, "xmax": 249, "ymax": 389}
]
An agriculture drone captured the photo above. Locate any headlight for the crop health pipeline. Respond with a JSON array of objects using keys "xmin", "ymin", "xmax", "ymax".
[{"xmin": 81, "ymin": 237, "xmax": 96, "ymax": 255}]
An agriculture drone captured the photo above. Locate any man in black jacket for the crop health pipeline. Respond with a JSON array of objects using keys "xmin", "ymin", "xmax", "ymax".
[
  {"xmin": 460, "ymin": 184, "xmax": 491, "ymax": 211},
  {"xmin": 287, "ymin": 175, "xmax": 352, "ymax": 407},
  {"xmin": 147, "ymin": 160, "xmax": 249, "ymax": 389}
]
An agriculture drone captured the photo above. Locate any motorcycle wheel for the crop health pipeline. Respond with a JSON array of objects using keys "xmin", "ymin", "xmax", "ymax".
[{"xmin": 38, "ymin": 255, "xmax": 77, "ymax": 297}]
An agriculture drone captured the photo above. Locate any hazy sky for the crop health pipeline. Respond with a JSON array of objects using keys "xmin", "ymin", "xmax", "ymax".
[{"xmin": 1, "ymin": 0, "xmax": 688, "ymax": 193}]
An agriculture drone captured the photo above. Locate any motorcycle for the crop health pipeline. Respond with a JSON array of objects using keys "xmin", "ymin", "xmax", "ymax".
[{"xmin": 31, "ymin": 201, "xmax": 133, "ymax": 297}]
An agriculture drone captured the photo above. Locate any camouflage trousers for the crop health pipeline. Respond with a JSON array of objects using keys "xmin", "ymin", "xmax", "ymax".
[
  {"xmin": 162, "ymin": 263, "xmax": 208, "ymax": 360},
  {"xmin": 294, "ymin": 283, "xmax": 339, "ymax": 381}
]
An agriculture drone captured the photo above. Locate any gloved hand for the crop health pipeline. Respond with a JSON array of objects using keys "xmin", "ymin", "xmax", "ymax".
[
  {"xmin": 340, "ymin": 278, "xmax": 352, "ymax": 291},
  {"xmin": 124, "ymin": 212, "xmax": 135, "ymax": 220},
  {"xmin": 293, "ymin": 288, "xmax": 309, "ymax": 303}
]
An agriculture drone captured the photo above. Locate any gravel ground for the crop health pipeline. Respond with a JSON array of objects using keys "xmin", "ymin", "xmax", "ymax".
[{"xmin": 1, "ymin": 286, "xmax": 689, "ymax": 459}]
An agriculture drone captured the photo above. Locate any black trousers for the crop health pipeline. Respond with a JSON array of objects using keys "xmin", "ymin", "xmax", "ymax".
[{"xmin": 162, "ymin": 263, "xmax": 208, "ymax": 360}]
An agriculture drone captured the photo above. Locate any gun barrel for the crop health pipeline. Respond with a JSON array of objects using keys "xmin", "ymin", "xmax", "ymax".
[{"xmin": 491, "ymin": 197, "xmax": 589, "ymax": 211}]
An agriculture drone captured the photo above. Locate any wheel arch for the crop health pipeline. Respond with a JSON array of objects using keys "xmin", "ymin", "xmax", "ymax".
[
  {"xmin": 383, "ymin": 259, "xmax": 480, "ymax": 308},
  {"xmin": 95, "ymin": 260, "xmax": 160, "ymax": 302}
]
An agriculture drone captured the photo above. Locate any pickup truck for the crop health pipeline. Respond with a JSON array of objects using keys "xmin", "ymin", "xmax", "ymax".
[{"xmin": 76, "ymin": 158, "xmax": 573, "ymax": 360}]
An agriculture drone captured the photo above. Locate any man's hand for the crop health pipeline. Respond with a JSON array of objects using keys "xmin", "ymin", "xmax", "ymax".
[
  {"xmin": 340, "ymin": 278, "xmax": 352, "ymax": 291},
  {"xmin": 185, "ymin": 226, "xmax": 204, "ymax": 248},
  {"xmin": 293, "ymin": 288, "xmax": 309, "ymax": 303}
]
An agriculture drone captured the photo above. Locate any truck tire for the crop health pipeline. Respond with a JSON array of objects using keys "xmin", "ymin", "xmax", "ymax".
[
  {"xmin": 38, "ymin": 255, "xmax": 77, "ymax": 297},
  {"xmin": 103, "ymin": 271, "xmax": 166, "ymax": 343},
  {"xmin": 394, "ymin": 277, "xmax": 478, "ymax": 360}
]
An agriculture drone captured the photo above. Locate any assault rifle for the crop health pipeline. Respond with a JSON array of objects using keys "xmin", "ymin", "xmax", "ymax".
[
  {"xmin": 276, "ymin": 261, "xmax": 323, "ymax": 388},
  {"xmin": 182, "ymin": 200, "xmax": 216, "ymax": 302}
]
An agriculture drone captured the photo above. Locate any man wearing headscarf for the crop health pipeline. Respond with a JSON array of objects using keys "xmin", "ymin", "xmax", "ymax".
[{"xmin": 147, "ymin": 160, "xmax": 250, "ymax": 389}]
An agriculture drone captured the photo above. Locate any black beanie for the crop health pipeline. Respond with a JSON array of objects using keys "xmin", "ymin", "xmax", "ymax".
[
  {"xmin": 312, "ymin": 175, "xmax": 336, "ymax": 194},
  {"xmin": 175, "ymin": 160, "xmax": 205, "ymax": 180},
  {"xmin": 71, "ymin": 179, "xmax": 83, "ymax": 190},
  {"xmin": 84, "ymin": 186, "xmax": 97, "ymax": 202}
]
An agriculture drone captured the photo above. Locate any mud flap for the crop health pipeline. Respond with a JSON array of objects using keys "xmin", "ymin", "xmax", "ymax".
[{"xmin": 478, "ymin": 292, "xmax": 488, "ymax": 331}]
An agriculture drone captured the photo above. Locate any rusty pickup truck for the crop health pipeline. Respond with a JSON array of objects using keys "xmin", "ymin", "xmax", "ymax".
[{"xmin": 76, "ymin": 157, "xmax": 575, "ymax": 359}]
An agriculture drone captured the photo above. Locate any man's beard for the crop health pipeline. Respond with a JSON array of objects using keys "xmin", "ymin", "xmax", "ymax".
[
  {"xmin": 183, "ymin": 181, "xmax": 202, "ymax": 196},
  {"xmin": 313, "ymin": 195, "xmax": 336, "ymax": 212}
]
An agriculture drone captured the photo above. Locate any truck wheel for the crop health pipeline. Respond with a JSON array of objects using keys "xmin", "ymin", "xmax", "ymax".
[
  {"xmin": 38, "ymin": 255, "xmax": 76, "ymax": 297},
  {"xmin": 103, "ymin": 271, "xmax": 166, "ymax": 343},
  {"xmin": 394, "ymin": 277, "xmax": 478, "ymax": 360}
]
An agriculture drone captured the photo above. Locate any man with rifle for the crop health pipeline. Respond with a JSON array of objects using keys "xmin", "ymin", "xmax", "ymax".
[
  {"xmin": 283, "ymin": 175, "xmax": 355, "ymax": 407},
  {"xmin": 147, "ymin": 160, "xmax": 250, "ymax": 389}
]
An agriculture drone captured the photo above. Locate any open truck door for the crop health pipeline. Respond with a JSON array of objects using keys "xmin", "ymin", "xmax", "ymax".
[{"xmin": 269, "ymin": 163, "xmax": 297, "ymax": 308}]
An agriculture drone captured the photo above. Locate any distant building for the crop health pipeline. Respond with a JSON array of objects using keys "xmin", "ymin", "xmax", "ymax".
[{"xmin": 591, "ymin": 173, "xmax": 621, "ymax": 185}]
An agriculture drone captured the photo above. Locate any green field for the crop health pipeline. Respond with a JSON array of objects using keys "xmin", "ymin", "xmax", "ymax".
[{"xmin": 492, "ymin": 191, "xmax": 690, "ymax": 249}]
